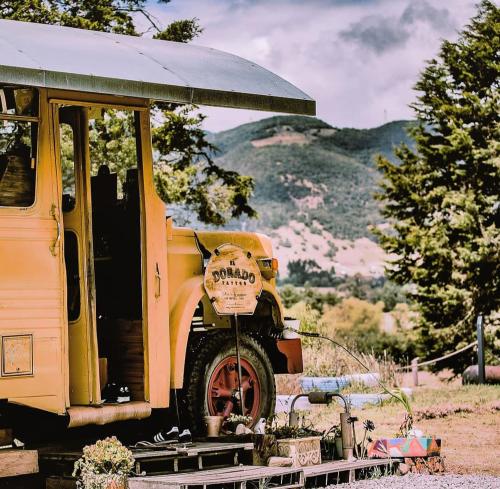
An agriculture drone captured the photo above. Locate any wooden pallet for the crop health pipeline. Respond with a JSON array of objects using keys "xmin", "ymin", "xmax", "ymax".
[
  {"xmin": 129, "ymin": 465, "xmax": 304, "ymax": 489},
  {"xmin": 303, "ymin": 458, "xmax": 397, "ymax": 486},
  {"xmin": 39, "ymin": 441, "xmax": 254, "ymax": 478},
  {"xmin": 131, "ymin": 442, "xmax": 254, "ymax": 475}
]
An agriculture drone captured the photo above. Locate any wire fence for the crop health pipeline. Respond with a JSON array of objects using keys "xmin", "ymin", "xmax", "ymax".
[{"xmin": 396, "ymin": 341, "xmax": 478, "ymax": 370}]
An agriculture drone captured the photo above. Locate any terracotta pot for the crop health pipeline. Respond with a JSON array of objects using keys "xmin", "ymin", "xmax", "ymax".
[
  {"xmin": 204, "ymin": 415, "xmax": 224, "ymax": 437},
  {"xmin": 106, "ymin": 480, "xmax": 127, "ymax": 489},
  {"xmin": 79, "ymin": 474, "xmax": 128, "ymax": 489}
]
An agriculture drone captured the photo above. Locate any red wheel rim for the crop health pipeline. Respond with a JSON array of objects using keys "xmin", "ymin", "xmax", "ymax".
[{"xmin": 207, "ymin": 356, "xmax": 261, "ymax": 420}]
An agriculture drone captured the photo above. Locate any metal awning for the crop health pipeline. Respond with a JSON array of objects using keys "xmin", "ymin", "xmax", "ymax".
[{"xmin": 0, "ymin": 20, "xmax": 315, "ymax": 115}]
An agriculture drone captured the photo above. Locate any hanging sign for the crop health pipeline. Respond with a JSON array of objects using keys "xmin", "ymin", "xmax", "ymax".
[{"xmin": 204, "ymin": 243, "xmax": 263, "ymax": 315}]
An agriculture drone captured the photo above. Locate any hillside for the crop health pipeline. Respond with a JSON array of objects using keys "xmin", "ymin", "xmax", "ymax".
[{"xmin": 207, "ymin": 116, "xmax": 415, "ymax": 276}]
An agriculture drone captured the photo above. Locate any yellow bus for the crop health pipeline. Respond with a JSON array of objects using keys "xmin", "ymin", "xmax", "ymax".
[{"xmin": 0, "ymin": 19, "xmax": 314, "ymax": 433}]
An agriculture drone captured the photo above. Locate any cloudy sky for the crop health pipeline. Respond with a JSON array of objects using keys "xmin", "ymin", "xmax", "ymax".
[{"xmin": 146, "ymin": 0, "xmax": 478, "ymax": 132}]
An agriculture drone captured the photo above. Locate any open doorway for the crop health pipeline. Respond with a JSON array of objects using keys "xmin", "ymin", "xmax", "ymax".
[{"xmin": 59, "ymin": 106, "xmax": 145, "ymax": 405}]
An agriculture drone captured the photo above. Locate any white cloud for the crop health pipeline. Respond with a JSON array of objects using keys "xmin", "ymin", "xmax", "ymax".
[{"xmin": 147, "ymin": 0, "xmax": 477, "ymax": 131}]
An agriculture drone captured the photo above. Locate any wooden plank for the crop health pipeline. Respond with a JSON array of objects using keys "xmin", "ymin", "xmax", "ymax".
[
  {"xmin": 131, "ymin": 465, "xmax": 302, "ymax": 484},
  {"xmin": 131, "ymin": 441, "xmax": 253, "ymax": 460},
  {"xmin": 180, "ymin": 442, "xmax": 254, "ymax": 454},
  {"xmin": 0, "ymin": 449, "xmax": 39, "ymax": 478},
  {"xmin": 303, "ymin": 458, "xmax": 396, "ymax": 477}
]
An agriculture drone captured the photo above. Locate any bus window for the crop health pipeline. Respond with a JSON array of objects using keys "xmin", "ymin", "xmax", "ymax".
[
  {"xmin": 0, "ymin": 86, "xmax": 38, "ymax": 208},
  {"xmin": 0, "ymin": 120, "xmax": 37, "ymax": 207},
  {"xmin": 60, "ymin": 123, "xmax": 77, "ymax": 212}
]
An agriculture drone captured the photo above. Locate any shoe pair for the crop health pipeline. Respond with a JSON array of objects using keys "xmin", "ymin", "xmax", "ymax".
[
  {"xmin": 101, "ymin": 383, "xmax": 131, "ymax": 403},
  {"xmin": 153, "ymin": 426, "xmax": 192, "ymax": 443}
]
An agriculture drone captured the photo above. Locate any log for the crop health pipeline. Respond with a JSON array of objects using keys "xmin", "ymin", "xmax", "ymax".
[
  {"xmin": 403, "ymin": 456, "xmax": 445, "ymax": 474},
  {"xmin": 267, "ymin": 456, "xmax": 293, "ymax": 467},
  {"xmin": 463, "ymin": 365, "xmax": 500, "ymax": 384}
]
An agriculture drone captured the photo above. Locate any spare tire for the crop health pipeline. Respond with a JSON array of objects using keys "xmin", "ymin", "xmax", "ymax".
[{"xmin": 183, "ymin": 332, "xmax": 275, "ymax": 433}]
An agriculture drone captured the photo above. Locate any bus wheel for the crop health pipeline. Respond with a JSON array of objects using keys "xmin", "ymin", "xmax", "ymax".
[{"xmin": 184, "ymin": 332, "xmax": 275, "ymax": 433}]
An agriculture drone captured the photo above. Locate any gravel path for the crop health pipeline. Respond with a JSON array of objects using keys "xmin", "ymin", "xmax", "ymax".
[{"xmin": 327, "ymin": 474, "xmax": 500, "ymax": 488}]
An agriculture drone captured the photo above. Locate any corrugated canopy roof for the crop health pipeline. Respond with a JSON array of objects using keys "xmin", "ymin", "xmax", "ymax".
[{"xmin": 0, "ymin": 20, "xmax": 315, "ymax": 115}]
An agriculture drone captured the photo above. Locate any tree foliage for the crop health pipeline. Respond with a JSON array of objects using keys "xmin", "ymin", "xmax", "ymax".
[
  {"xmin": 0, "ymin": 0, "xmax": 255, "ymax": 225},
  {"xmin": 375, "ymin": 1, "xmax": 500, "ymax": 372}
]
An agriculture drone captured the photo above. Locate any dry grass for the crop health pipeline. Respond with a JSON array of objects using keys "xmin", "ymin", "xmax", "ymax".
[
  {"xmin": 274, "ymin": 344, "xmax": 402, "ymax": 397},
  {"xmin": 301, "ymin": 343, "xmax": 402, "ymax": 383}
]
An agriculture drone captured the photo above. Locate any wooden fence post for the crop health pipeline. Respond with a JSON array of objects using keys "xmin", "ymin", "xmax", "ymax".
[{"xmin": 411, "ymin": 358, "xmax": 419, "ymax": 387}]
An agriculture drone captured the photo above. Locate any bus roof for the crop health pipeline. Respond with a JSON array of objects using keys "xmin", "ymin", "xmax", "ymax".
[{"xmin": 0, "ymin": 20, "xmax": 315, "ymax": 115}]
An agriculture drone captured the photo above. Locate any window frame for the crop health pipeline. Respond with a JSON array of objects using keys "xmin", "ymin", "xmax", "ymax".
[{"xmin": 0, "ymin": 91, "xmax": 40, "ymax": 210}]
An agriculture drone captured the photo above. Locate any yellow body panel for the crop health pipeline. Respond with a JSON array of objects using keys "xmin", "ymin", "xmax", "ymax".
[{"xmin": 0, "ymin": 91, "xmax": 67, "ymax": 414}]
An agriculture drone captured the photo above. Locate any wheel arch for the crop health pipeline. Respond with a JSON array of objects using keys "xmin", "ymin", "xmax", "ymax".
[
  {"xmin": 170, "ymin": 276, "xmax": 205, "ymax": 389},
  {"xmin": 170, "ymin": 277, "xmax": 299, "ymax": 389}
]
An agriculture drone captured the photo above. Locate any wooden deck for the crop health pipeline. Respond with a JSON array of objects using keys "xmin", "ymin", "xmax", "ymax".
[
  {"xmin": 129, "ymin": 465, "xmax": 304, "ymax": 489},
  {"xmin": 40, "ymin": 443, "xmax": 398, "ymax": 488},
  {"xmin": 127, "ymin": 458, "xmax": 398, "ymax": 488}
]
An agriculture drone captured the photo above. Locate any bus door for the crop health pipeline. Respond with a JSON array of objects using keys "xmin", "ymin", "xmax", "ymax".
[{"xmin": 55, "ymin": 105, "xmax": 100, "ymax": 405}]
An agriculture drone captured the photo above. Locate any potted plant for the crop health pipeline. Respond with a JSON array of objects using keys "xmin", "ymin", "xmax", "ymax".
[
  {"xmin": 223, "ymin": 413, "xmax": 253, "ymax": 433},
  {"xmin": 270, "ymin": 422, "xmax": 323, "ymax": 468},
  {"xmin": 73, "ymin": 436, "xmax": 134, "ymax": 489},
  {"xmin": 321, "ymin": 425, "xmax": 342, "ymax": 460}
]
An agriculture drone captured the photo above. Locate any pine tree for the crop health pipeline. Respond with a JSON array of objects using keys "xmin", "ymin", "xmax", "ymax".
[{"xmin": 375, "ymin": 0, "xmax": 500, "ymax": 372}]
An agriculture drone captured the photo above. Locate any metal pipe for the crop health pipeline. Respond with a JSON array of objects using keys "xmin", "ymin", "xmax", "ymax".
[
  {"xmin": 233, "ymin": 314, "xmax": 245, "ymax": 414},
  {"xmin": 288, "ymin": 394, "xmax": 308, "ymax": 427},
  {"xmin": 288, "ymin": 392, "xmax": 350, "ymax": 427},
  {"xmin": 288, "ymin": 391, "xmax": 353, "ymax": 461},
  {"xmin": 340, "ymin": 412, "xmax": 354, "ymax": 460}
]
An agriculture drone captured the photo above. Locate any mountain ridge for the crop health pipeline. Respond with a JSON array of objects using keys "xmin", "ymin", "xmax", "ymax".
[{"xmin": 205, "ymin": 116, "xmax": 415, "ymax": 276}]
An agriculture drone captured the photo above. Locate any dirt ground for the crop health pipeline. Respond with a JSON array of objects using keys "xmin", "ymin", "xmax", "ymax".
[{"xmin": 278, "ymin": 371, "xmax": 500, "ymax": 475}]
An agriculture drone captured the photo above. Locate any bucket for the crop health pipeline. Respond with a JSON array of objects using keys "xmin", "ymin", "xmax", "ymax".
[{"xmin": 204, "ymin": 415, "xmax": 224, "ymax": 437}]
